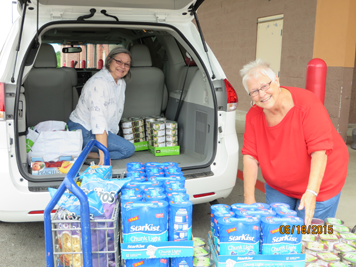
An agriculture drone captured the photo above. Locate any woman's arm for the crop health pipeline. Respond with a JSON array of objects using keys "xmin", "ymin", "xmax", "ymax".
[
  {"xmin": 95, "ymin": 131, "xmax": 108, "ymax": 165},
  {"xmin": 243, "ymin": 155, "xmax": 259, "ymax": 204},
  {"xmin": 298, "ymin": 150, "xmax": 327, "ymax": 225}
]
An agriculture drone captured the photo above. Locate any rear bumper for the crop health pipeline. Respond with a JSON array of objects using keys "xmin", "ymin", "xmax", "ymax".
[{"xmin": 186, "ymin": 129, "xmax": 239, "ymax": 205}]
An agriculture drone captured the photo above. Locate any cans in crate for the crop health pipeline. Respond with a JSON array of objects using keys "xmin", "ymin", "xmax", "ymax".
[
  {"xmin": 134, "ymin": 132, "xmax": 145, "ymax": 138},
  {"xmin": 156, "ymin": 117, "xmax": 167, "ymax": 122},
  {"xmin": 153, "ymin": 136, "xmax": 166, "ymax": 143},
  {"xmin": 166, "ymin": 120, "xmax": 178, "ymax": 130},
  {"xmin": 146, "ymin": 132, "xmax": 153, "ymax": 139},
  {"xmin": 121, "ymin": 118, "xmax": 134, "ymax": 128},
  {"xmin": 166, "ymin": 129, "xmax": 178, "ymax": 136},
  {"xmin": 124, "ymin": 133, "xmax": 134, "ymax": 140},
  {"xmin": 131, "ymin": 117, "xmax": 144, "ymax": 127},
  {"xmin": 134, "ymin": 126, "xmax": 145, "ymax": 133},
  {"xmin": 152, "ymin": 142, "xmax": 165, "ymax": 147},
  {"xmin": 122, "ymin": 127, "xmax": 134, "ymax": 134},
  {"xmin": 166, "ymin": 141, "xmax": 178, "ymax": 147},
  {"xmin": 166, "ymin": 135, "xmax": 178, "ymax": 142},
  {"xmin": 134, "ymin": 138, "xmax": 145, "ymax": 143},
  {"xmin": 151, "ymin": 121, "xmax": 166, "ymax": 130},
  {"xmin": 151, "ymin": 129, "xmax": 165, "ymax": 137},
  {"xmin": 145, "ymin": 118, "xmax": 156, "ymax": 127}
]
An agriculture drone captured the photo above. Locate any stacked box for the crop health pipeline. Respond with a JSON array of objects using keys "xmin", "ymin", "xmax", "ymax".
[
  {"xmin": 165, "ymin": 120, "xmax": 178, "ymax": 147},
  {"xmin": 120, "ymin": 117, "xmax": 145, "ymax": 144},
  {"xmin": 150, "ymin": 121, "xmax": 166, "ymax": 147},
  {"xmin": 146, "ymin": 118, "xmax": 179, "ymax": 147},
  {"xmin": 144, "ymin": 116, "xmax": 156, "ymax": 141},
  {"xmin": 121, "ymin": 118, "xmax": 135, "ymax": 143},
  {"xmin": 122, "ymin": 161, "xmax": 193, "ymax": 266}
]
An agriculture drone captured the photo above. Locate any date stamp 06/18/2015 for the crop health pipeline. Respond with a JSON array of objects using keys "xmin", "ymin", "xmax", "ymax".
[{"xmin": 279, "ymin": 225, "xmax": 333, "ymax": 235}]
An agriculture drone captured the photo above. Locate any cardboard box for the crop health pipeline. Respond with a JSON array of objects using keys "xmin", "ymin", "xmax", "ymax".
[
  {"xmin": 208, "ymin": 232, "xmax": 305, "ymax": 267},
  {"xmin": 134, "ymin": 141, "xmax": 149, "ymax": 151},
  {"xmin": 31, "ymin": 156, "xmax": 75, "ymax": 175},
  {"xmin": 148, "ymin": 145, "xmax": 180, "ymax": 157},
  {"xmin": 121, "ymin": 240, "xmax": 193, "ymax": 260}
]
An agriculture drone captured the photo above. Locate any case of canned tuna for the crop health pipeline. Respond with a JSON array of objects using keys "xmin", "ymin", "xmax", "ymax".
[
  {"xmin": 208, "ymin": 202, "xmax": 307, "ymax": 267},
  {"xmin": 208, "ymin": 232, "xmax": 305, "ymax": 267},
  {"xmin": 120, "ymin": 161, "xmax": 193, "ymax": 267},
  {"xmin": 120, "ymin": 117, "xmax": 180, "ymax": 154},
  {"xmin": 208, "ymin": 202, "xmax": 356, "ymax": 266},
  {"xmin": 148, "ymin": 145, "xmax": 180, "ymax": 156}
]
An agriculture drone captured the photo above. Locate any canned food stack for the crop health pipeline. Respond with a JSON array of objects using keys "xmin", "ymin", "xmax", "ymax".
[
  {"xmin": 302, "ymin": 217, "xmax": 356, "ymax": 266},
  {"xmin": 144, "ymin": 116, "xmax": 156, "ymax": 142},
  {"xmin": 142, "ymin": 117, "xmax": 179, "ymax": 148},
  {"xmin": 122, "ymin": 161, "xmax": 192, "ymax": 267},
  {"xmin": 192, "ymin": 240, "xmax": 213, "ymax": 267},
  {"xmin": 149, "ymin": 120, "xmax": 166, "ymax": 147},
  {"xmin": 192, "ymin": 237, "xmax": 214, "ymax": 267},
  {"xmin": 120, "ymin": 117, "xmax": 145, "ymax": 143},
  {"xmin": 165, "ymin": 120, "xmax": 178, "ymax": 147}
]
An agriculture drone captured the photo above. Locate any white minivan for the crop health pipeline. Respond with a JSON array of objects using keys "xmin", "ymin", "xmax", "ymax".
[{"xmin": 0, "ymin": 0, "xmax": 239, "ymax": 222}]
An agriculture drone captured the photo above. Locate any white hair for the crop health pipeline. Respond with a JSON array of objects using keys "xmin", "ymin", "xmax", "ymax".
[{"xmin": 239, "ymin": 59, "xmax": 276, "ymax": 94}]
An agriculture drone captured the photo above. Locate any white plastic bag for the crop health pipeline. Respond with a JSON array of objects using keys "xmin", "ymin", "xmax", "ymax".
[
  {"xmin": 28, "ymin": 129, "xmax": 83, "ymax": 163},
  {"xmin": 26, "ymin": 127, "xmax": 39, "ymax": 153},
  {"xmin": 34, "ymin": 121, "xmax": 66, "ymax": 133}
]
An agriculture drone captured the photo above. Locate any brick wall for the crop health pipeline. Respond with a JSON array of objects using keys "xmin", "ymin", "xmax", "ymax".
[{"xmin": 197, "ymin": 0, "xmax": 317, "ymax": 112}]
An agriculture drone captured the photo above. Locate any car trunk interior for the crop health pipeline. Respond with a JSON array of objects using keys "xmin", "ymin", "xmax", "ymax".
[{"xmin": 16, "ymin": 25, "xmax": 216, "ymax": 179}]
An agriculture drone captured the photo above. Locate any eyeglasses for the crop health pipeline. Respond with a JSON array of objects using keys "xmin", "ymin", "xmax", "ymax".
[
  {"xmin": 248, "ymin": 81, "xmax": 272, "ymax": 97},
  {"xmin": 110, "ymin": 57, "xmax": 131, "ymax": 68}
]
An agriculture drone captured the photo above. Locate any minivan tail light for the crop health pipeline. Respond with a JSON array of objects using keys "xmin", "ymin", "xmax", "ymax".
[
  {"xmin": 28, "ymin": 210, "xmax": 57, "ymax": 215},
  {"xmin": 224, "ymin": 79, "xmax": 238, "ymax": 111},
  {"xmin": 193, "ymin": 192, "xmax": 215, "ymax": 198},
  {"xmin": 0, "ymin": 83, "xmax": 5, "ymax": 120}
]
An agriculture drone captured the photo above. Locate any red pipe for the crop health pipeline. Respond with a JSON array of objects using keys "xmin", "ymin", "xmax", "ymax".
[
  {"xmin": 70, "ymin": 60, "xmax": 75, "ymax": 68},
  {"xmin": 81, "ymin": 60, "xmax": 86, "ymax": 68},
  {"xmin": 98, "ymin": 59, "xmax": 103, "ymax": 69},
  {"xmin": 305, "ymin": 58, "xmax": 327, "ymax": 104}
]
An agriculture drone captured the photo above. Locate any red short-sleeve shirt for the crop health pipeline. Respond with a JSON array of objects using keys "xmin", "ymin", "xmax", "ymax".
[{"xmin": 241, "ymin": 87, "xmax": 348, "ymax": 201}]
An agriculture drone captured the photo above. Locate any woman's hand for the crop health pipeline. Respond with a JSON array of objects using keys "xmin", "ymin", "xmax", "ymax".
[{"xmin": 298, "ymin": 191, "xmax": 316, "ymax": 225}]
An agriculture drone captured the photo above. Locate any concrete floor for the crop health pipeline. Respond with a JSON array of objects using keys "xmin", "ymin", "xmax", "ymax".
[{"xmin": 192, "ymin": 110, "xmax": 356, "ymax": 241}]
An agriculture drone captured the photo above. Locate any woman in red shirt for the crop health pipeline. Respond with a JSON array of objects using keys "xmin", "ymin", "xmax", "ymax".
[{"xmin": 240, "ymin": 59, "xmax": 348, "ymax": 225}]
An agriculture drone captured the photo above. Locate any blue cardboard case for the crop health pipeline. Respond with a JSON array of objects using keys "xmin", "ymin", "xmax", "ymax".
[
  {"xmin": 208, "ymin": 232, "xmax": 305, "ymax": 267},
  {"xmin": 121, "ymin": 240, "xmax": 193, "ymax": 260}
]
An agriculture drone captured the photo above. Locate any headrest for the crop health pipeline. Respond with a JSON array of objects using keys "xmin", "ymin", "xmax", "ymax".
[
  {"xmin": 34, "ymin": 44, "xmax": 57, "ymax": 68},
  {"xmin": 130, "ymin": 44, "xmax": 152, "ymax": 67},
  {"xmin": 61, "ymin": 67, "xmax": 77, "ymax": 86}
]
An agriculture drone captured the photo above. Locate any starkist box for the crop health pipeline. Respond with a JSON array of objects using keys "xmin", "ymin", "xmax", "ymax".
[{"xmin": 208, "ymin": 232, "xmax": 305, "ymax": 267}]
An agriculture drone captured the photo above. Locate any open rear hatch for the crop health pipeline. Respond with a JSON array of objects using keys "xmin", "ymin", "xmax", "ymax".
[{"xmin": 14, "ymin": 0, "xmax": 220, "ymax": 187}]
